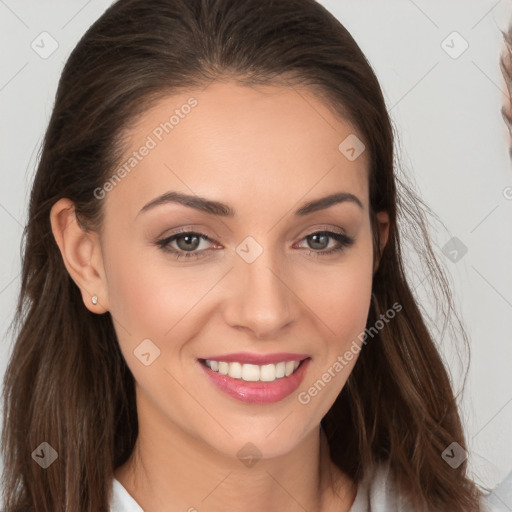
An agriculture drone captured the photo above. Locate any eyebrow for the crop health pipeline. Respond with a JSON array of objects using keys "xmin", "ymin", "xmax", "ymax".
[{"xmin": 137, "ymin": 190, "xmax": 363, "ymax": 218}]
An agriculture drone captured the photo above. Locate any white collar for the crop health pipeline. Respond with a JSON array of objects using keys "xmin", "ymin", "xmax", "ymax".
[{"xmin": 111, "ymin": 478, "xmax": 144, "ymax": 512}]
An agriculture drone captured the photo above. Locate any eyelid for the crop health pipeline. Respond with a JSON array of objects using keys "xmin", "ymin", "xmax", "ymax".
[
  {"xmin": 297, "ymin": 224, "xmax": 348, "ymax": 239},
  {"xmin": 155, "ymin": 228, "xmax": 218, "ymax": 250}
]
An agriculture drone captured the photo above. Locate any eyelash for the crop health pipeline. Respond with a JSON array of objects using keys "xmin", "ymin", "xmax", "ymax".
[{"xmin": 155, "ymin": 228, "xmax": 354, "ymax": 261}]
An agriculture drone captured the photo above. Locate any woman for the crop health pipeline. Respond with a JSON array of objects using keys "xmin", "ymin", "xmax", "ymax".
[{"xmin": 0, "ymin": 0, "xmax": 496, "ymax": 510}]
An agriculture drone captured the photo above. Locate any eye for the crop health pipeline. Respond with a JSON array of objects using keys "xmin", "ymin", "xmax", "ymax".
[
  {"xmin": 155, "ymin": 230, "xmax": 217, "ymax": 260},
  {"xmin": 155, "ymin": 228, "xmax": 354, "ymax": 261},
  {"xmin": 295, "ymin": 230, "xmax": 354, "ymax": 257}
]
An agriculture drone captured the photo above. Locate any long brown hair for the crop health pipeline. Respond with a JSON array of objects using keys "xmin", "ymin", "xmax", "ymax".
[{"xmin": 1, "ymin": 0, "xmax": 483, "ymax": 510}]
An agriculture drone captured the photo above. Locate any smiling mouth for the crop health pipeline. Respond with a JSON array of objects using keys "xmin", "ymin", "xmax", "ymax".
[{"xmin": 198, "ymin": 358, "xmax": 309, "ymax": 383}]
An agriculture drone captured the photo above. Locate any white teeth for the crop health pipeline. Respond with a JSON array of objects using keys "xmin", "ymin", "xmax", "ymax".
[
  {"xmin": 241, "ymin": 364, "xmax": 260, "ymax": 381},
  {"xmin": 260, "ymin": 364, "xmax": 276, "ymax": 382},
  {"xmin": 204, "ymin": 359, "xmax": 303, "ymax": 382},
  {"xmin": 285, "ymin": 361, "xmax": 295, "ymax": 377},
  {"xmin": 228, "ymin": 361, "xmax": 242, "ymax": 379}
]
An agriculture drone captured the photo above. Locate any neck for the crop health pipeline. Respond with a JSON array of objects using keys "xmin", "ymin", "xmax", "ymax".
[{"xmin": 114, "ymin": 393, "xmax": 356, "ymax": 512}]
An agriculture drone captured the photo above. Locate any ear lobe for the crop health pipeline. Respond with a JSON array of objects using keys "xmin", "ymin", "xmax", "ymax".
[
  {"xmin": 373, "ymin": 210, "xmax": 390, "ymax": 274},
  {"xmin": 50, "ymin": 198, "xmax": 109, "ymax": 313}
]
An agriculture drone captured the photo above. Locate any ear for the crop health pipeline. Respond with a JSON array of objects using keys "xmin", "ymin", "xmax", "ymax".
[
  {"xmin": 373, "ymin": 210, "xmax": 390, "ymax": 273},
  {"xmin": 50, "ymin": 198, "xmax": 109, "ymax": 314}
]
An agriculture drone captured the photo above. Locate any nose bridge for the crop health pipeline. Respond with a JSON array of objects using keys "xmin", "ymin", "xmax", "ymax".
[{"xmin": 225, "ymin": 238, "xmax": 297, "ymax": 338}]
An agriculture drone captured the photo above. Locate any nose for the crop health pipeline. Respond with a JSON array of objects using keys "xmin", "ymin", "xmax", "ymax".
[{"xmin": 222, "ymin": 248, "xmax": 300, "ymax": 340}]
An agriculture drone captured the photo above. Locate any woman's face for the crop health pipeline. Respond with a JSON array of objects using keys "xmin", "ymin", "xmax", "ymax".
[{"xmin": 98, "ymin": 80, "xmax": 388, "ymax": 459}]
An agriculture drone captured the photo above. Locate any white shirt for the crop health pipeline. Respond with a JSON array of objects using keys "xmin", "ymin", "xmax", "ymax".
[
  {"xmin": 110, "ymin": 477, "xmax": 144, "ymax": 512},
  {"xmin": 110, "ymin": 463, "xmax": 512, "ymax": 511}
]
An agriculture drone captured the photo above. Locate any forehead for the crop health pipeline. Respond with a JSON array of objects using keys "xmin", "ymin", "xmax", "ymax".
[{"xmin": 107, "ymin": 80, "xmax": 370, "ymax": 219}]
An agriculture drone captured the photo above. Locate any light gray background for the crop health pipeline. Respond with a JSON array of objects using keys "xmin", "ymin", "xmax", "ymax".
[{"xmin": 1, "ymin": 0, "xmax": 511, "ymax": 493}]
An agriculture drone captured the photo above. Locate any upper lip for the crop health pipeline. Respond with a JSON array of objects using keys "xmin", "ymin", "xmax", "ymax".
[{"xmin": 199, "ymin": 352, "xmax": 310, "ymax": 365}]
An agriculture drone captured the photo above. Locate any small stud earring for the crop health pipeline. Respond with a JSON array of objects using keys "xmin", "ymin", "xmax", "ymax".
[{"xmin": 91, "ymin": 295, "xmax": 98, "ymax": 305}]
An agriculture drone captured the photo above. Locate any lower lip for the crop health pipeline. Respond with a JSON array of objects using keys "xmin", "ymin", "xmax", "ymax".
[{"xmin": 198, "ymin": 358, "xmax": 311, "ymax": 404}]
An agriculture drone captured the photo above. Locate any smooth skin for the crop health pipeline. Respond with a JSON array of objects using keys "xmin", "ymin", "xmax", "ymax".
[{"xmin": 51, "ymin": 80, "xmax": 389, "ymax": 512}]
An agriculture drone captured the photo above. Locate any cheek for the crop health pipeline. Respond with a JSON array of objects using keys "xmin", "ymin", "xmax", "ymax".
[
  {"xmin": 103, "ymin": 236, "xmax": 208, "ymax": 341},
  {"xmin": 102, "ymin": 241, "xmax": 208, "ymax": 392},
  {"xmin": 295, "ymin": 241, "xmax": 374, "ymax": 425},
  {"xmin": 308, "ymin": 243, "xmax": 374, "ymax": 351}
]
